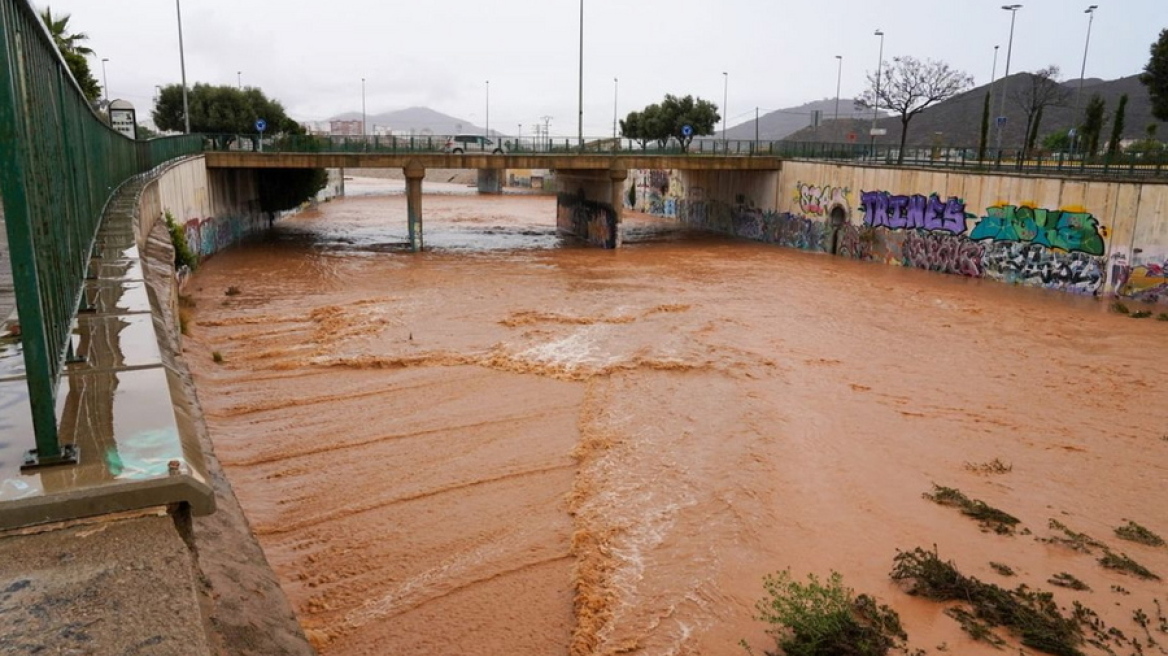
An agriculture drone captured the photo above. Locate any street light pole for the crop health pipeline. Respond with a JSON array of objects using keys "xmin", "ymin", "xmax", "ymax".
[
  {"xmin": 870, "ymin": 30, "xmax": 884, "ymax": 152},
  {"xmin": 1073, "ymin": 5, "xmax": 1098, "ymax": 154},
  {"xmin": 577, "ymin": 0, "xmax": 583, "ymax": 150},
  {"xmin": 834, "ymin": 55, "xmax": 843, "ymax": 126},
  {"xmin": 175, "ymin": 0, "xmax": 189, "ymax": 134},
  {"xmin": 361, "ymin": 77, "xmax": 366, "ymax": 136},
  {"xmin": 613, "ymin": 77, "xmax": 618, "ymax": 142},
  {"xmin": 485, "ymin": 80, "xmax": 490, "ymax": 136},
  {"xmin": 237, "ymin": 70, "xmax": 242, "ymax": 90},
  {"xmin": 996, "ymin": 4, "xmax": 1023, "ymax": 152},
  {"xmin": 100, "ymin": 58, "xmax": 109, "ymax": 106},
  {"xmin": 722, "ymin": 71, "xmax": 728, "ymax": 149}
]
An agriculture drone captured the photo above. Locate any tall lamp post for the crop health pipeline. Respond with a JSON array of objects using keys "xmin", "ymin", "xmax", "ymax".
[
  {"xmin": 100, "ymin": 58, "xmax": 109, "ymax": 106},
  {"xmin": 722, "ymin": 71, "xmax": 728, "ymax": 149},
  {"xmin": 1073, "ymin": 5, "xmax": 1098, "ymax": 154},
  {"xmin": 995, "ymin": 4, "xmax": 1023, "ymax": 152},
  {"xmin": 833, "ymin": 55, "xmax": 843, "ymax": 126},
  {"xmin": 485, "ymin": 80, "xmax": 490, "ymax": 136},
  {"xmin": 361, "ymin": 77, "xmax": 366, "ymax": 136},
  {"xmin": 577, "ymin": 0, "xmax": 583, "ymax": 149},
  {"xmin": 870, "ymin": 29, "xmax": 884, "ymax": 152},
  {"xmin": 612, "ymin": 77, "xmax": 618, "ymax": 142},
  {"xmin": 175, "ymin": 0, "xmax": 189, "ymax": 134},
  {"xmin": 237, "ymin": 70, "xmax": 242, "ymax": 90}
]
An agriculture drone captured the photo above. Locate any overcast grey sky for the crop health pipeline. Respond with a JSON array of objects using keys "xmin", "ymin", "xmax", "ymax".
[{"xmin": 43, "ymin": 0, "xmax": 1167, "ymax": 135}]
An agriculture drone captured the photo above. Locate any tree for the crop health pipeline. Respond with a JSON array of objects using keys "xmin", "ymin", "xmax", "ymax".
[
  {"xmin": 153, "ymin": 83, "xmax": 304, "ymax": 140},
  {"xmin": 39, "ymin": 7, "xmax": 100, "ymax": 103},
  {"xmin": 620, "ymin": 95, "xmax": 718, "ymax": 152},
  {"xmin": 1140, "ymin": 28, "xmax": 1168, "ymax": 122},
  {"xmin": 1081, "ymin": 93, "xmax": 1106, "ymax": 157},
  {"xmin": 977, "ymin": 92, "xmax": 991, "ymax": 161},
  {"xmin": 1012, "ymin": 66, "xmax": 1070, "ymax": 160},
  {"xmin": 1107, "ymin": 93, "xmax": 1128, "ymax": 156},
  {"xmin": 859, "ymin": 56, "xmax": 973, "ymax": 164},
  {"xmin": 1042, "ymin": 128, "xmax": 1072, "ymax": 152}
]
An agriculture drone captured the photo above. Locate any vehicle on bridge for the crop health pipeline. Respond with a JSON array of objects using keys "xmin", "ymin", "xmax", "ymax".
[{"xmin": 442, "ymin": 134, "xmax": 507, "ymax": 154}]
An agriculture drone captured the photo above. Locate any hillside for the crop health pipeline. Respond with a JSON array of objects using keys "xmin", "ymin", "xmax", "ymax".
[
  {"xmin": 723, "ymin": 98, "xmax": 883, "ymax": 141},
  {"xmin": 329, "ymin": 106, "xmax": 489, "ymax": 135},
  {"xmin": 781, "ymin": 73, "xmax": 1166, "ymax": 148}
]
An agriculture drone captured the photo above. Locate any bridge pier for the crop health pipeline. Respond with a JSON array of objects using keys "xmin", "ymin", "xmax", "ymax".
[
  {"xmin": 476, "ymin": 168, "xmax": 503, "ymax": 194},
  {"xmin": 556, "ymin": 167, "xmax": 627, "ymax": 248},
  {"xmin": 404, "ymin": 160, "xmax": 425, "ymax": 252}
]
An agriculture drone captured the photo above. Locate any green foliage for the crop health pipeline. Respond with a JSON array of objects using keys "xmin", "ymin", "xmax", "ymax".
[
  {"xmin": 891, "ymin": 547, "xmax": 1085, "ymax": 656},
  {"xmin": 257, "ymin": 168, "xmax": 328, "ymax": 213},
  {"xmin": 1141, "ymin": 28, "xmax": 1168, "ymax": 122},
  {"xmin": 751, "ymin": 570, "xmax": 907, "ymax": 656},
  {"xmin": 39, "ymin": 8, "xmax": 100, "ymax": 103},
  {"xmin": 1099, "ymin": 551, "xmax": 1160, "ymax": 580},
  {"xmin": 1043, "ymin": 129, "xmax": 1072, "ymax": 152},
  {"xmin": 1048, "ymin": 573, "xmax": 1090, "ymax": 591},
  {"xmin": 212, "ymin": 351, "xmax": 224, "ymax": 364},
  {"xmin": 989, "ymin": 562, "xmax": 1015, "ymax": 576},
  {"xmin": 164, "ymin": 210, "xmax": 197, "ymax": 271},
  {"xmin": 1081, "ymin": 94, "xmax": 1106, "ymax": 157},
  {"xmin": 977, "ymin": 92, "xmax": 990, "ymax": 160},
  {"xmin": 620, "ymin": 94, "xmax": 720, "ymax": 152},
  {"xmin": 153, "ymin": 83, "xmax": 305, "ymax": 136},
  {"xmin": 1111, "ymin": 301, "xmax": 1131, "ymax": 314},
  {"xmin": 135, "ymin": 124, "xmax": 160, "ymax": 140},
  {"xmin": 1107, "ymin": 94, "xmax": 1128, "ymax": 156},
  {"xmin": 1043, "ymin": 519, "xmax": 1106, "ymax": 553},
  {"xmin": 923, "ymin": 485, "xmax": 1020, "ymax": 534}
]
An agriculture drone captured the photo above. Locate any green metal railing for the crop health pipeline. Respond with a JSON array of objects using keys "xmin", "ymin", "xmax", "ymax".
[{"xmin": 0, "ymin": 0, "xmax": 202, "ymax": 466}]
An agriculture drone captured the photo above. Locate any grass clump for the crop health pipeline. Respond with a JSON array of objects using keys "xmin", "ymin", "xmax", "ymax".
[
  {"xmin": 989, "ymin": 562, "xmax": 1016, "ymax": 576},
  {"xmin": 211, "ymin": 351, "xmax": 224, "ymax": 364},
  {"xmin": 225, "ymin": 286, "xmax": 242, "ymax": 297},
  {"xmin": 1157, "ymin": 313, "xmax": 1168, "ymax": 321},
  {"xmin": 1042, "ymin": 519, "xmax": 1106, "ymax": 553},
  {"xmin": 1048, "ymin": 573, "xmax": 1090, "ymax": 591},
  {"xmin": 923, "ymin": 485, "xmax": 1020, "ymax": 534},
  {"xmin": 891, "ymin": 546, "xmax": 1085, "ymax": 656},
  {"xmin": 963, "ymin": 458, "xmax": 1013, "ymax": 475},
  {"xmin": 164, "ymin": 210, "xmax": 198, "ymax": 271},
  {"xmin": 1110, "ymin": 301, "xmax": 1131, "ymax": 314},
  {"xmin": 1130, "ymin": 310, "xmax": 1153, "ymax": 318},
  {"xmin": 747, "ymin": 570, "xmax": 909, "ymax": 656},
  {"xmin": 1114, "ymin": 521, "xmax": 1165, "ymax": 548},
  {"xmin": 1098, "ymin": 551, "xmax": 1160, "ymax": 581}
]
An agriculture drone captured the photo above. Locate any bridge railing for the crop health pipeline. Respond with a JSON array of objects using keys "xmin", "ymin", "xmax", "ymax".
[
  {"xmin": 204, "ymin": 132, "xmax": 1168, "ymax": 177},
  {"xmin": 0, "ymin": 0, "xmax": 203, "ymax": 466}
]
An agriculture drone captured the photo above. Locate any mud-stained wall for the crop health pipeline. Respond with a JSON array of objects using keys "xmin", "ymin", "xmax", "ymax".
[
  {"xmin": 557, "ymin": 171, "xmax": 620, "ymax": 249},
  {"xmin": 135, "ymin": 156, "xmax": 264, "ymax": 261},
  {"xmin": 634, "ymin": 163, "xmax": 1168, "ymax": 303}
]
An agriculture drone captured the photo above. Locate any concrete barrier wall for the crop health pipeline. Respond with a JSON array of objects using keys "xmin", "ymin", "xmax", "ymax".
[
  {"xmin": 632, "ymin": 163, "xmax": 1168, "ymax": 304},
  {"xmin": 557, "ymin": 170, "xmax": 621, "ymax": 248},
  {"xmin": 135, "ymin": 157, "xmax": 263, "ymax": 262}
]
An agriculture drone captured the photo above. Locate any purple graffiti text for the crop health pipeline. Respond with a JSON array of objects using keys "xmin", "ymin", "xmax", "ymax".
[{"xmin": 860, "ymin": 191, "xmax": 968, "ymax": 234}]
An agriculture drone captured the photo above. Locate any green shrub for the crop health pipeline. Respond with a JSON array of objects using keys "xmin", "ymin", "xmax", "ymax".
[
  {"xmin": 164, "ymin": 210, "xmax": 198, "ymax": 271},
  {"xmin": 1114, "ymin": 520, "xmax": 1165, "ymax": 547},
  {"xmin": 749, "ymin": 570, "xmax": 907, "ymax": 656}
]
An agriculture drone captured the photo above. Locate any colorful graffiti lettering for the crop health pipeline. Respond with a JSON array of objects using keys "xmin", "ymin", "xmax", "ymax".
[
  {"xmin": 969, "ymin": 205, "xmax": 1105, "ymax": 256},
  {"xmin": 557, "ymin": 191, "xmax": 618, "ymax": 248},
  {"xmin": 681, "ymin": 200, "xmax": 829, "ymax": 253},
  {"xmin": 794, "ymin": 182, "xmax": 851, "ymax": 218},
  {"xmin": 834, "ymin": 224, "xmax": 875, "ymax": 261},
  {"xmin": 1118, "ymin": 256, "xmax": 1168, "ymax": 303},
  {"xmin": 901, "ymin": 232, "xmax": 984, "ymax": 276},
  {"xmin": 981, "ymin": 242, "xmax": 1105, "ymax": 294},
  {"xmin": 860, "ymin": 191, "xmax": 970, "ymax": 234}
]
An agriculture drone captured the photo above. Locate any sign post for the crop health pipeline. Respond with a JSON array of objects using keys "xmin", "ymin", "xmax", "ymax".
[{"xmin": 255, "ymin": 118, "xmax": 267, "ymax": 152}]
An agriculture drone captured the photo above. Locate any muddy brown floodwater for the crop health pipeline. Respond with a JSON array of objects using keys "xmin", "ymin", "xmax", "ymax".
[{"xmin": 184, "ymin": 178, "xmax": 1168, "ymax": 656}]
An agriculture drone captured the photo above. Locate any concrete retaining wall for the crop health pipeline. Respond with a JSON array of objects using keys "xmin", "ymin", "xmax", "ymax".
[{"xmin": 631, "ymin": 163, "xmax": 1168, "ymax": 304}]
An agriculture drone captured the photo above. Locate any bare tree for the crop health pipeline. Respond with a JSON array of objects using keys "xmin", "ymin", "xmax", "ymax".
[
  {"xmin": 1012, "ymin": 66, "xmax": 1070, "ymax": 159},
  {"xmin": 859, "ymin": 56, "xmax": 973, "ymax": 164}
]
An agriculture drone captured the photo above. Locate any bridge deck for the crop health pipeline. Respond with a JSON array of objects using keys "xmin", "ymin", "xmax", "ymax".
[{"xmin": 204, "ymin": 152, "xmax": 784, "ymax": 171}]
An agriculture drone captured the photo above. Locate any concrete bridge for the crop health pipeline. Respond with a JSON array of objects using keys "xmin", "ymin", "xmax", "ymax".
[{"xmin": 206, "ymin": 151, "xmax": 783, "ymax": 250}]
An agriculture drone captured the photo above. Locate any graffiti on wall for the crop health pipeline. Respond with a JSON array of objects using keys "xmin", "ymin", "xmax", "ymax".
[
  {"xmin": 981, "ymin": 242, "xmax": 1105, "ymax": 294},
  {"xmin": 1114, "ymin": 254, "xmax": 1168, "ymax": 303},
  {"xmin": 860, "ymin": 191, "xmax": 971, "ymax": 234},
  {"xmin": 969, "ymin": 204, "xmax": 1106, "ymax": 256},
  {"xmin": 557, "ymin": 190, "xmax": 618, "ymax": 249},
  {"xmin": 680, "ymin": 198, "xmax": 830, "ymax": 253},
  {"xmin": 634, "ymin": 169, "xmax": 685, "ymax": 218},
  {"xmin": 794, "ymin": 182, "xmax": 851, "ymax": 218},
  {"xmin": 901, "ymin": 232, "xmax": 985, "ymax": 276},
  {"xmin": 181, "ymin": 213, "xmax": 266, "ymax": 260}
]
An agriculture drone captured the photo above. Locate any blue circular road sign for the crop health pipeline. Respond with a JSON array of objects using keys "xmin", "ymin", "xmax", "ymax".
[
  {"xmin": 255, "ymin": 119, "xmax": 267, "ymax": 132},
  {"xmin": 681, "ymin": 124, "xmax": 693, "ymax": 137}
]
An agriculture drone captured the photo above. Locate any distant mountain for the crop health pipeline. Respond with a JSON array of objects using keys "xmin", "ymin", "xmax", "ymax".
[
  {"xmin": 782, "ymin": 73, "xmax": 1166, "ymax": 148},
  {"xmin": 328, "ymin": 106, "xmax": 496, "ymax": 136},
  {"xmin": 724, "ymin": 98, "xmax": 885, "ymax": 141}
]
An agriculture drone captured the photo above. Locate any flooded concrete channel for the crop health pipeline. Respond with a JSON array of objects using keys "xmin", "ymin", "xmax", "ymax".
[{"xmin": 182, "ymin": 178, "xmax": 1168, "ymax": 655}]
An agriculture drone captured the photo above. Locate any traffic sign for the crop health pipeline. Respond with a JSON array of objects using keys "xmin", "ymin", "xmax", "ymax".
[
  {"xmin": 995, "ymin": 116, "xmax": 1007, "ymax": 127},
  {"xmin": 869, "ymin": 128, "xmax": 887, "ymax": 136},
  {"xmin": 255, "ymin": 119, "xmax": 267, "ymax": 132},
  {"xmin": 681, "ymin": 125, "xmax": 693, "ymax": 137}
]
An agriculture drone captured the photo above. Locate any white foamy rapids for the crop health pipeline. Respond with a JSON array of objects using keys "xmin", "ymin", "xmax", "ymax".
[{"xmin": 514, "ymin": 325, "xmax": 621, "ymax": 373}]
